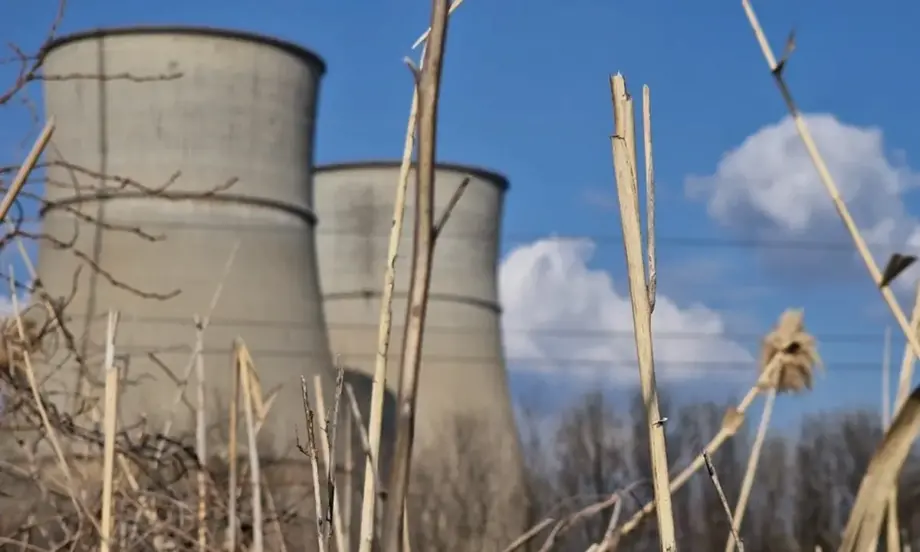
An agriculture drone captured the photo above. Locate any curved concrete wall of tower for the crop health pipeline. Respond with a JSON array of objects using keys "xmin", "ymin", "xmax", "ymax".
[
  {"xmin": 36, "ymin": 27, "xmax": 334, "ymax": 458},
  {"xmin": 313, "ymin": 161, "xmax": 526, "ymax": 539}
]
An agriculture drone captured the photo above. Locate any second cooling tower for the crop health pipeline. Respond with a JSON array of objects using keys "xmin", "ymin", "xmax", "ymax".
[
  {"xmin": 313, "ymin": 161, "xmax": 523, "ymax": 471},
  {"xmin": 36, "ymin": 27, "xmax": 333, "ymax": 456}
]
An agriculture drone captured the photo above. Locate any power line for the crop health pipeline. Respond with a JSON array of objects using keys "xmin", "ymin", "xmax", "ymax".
[
  {"xmin": 70, "ymin": 313, "xmax": 888, "ymax": 343},
  {"xmin": 9, "ymin": 218, "xmax": 890, "ymax": 252},
  {"xmin": 108, "ymin": 346, "xmax": 885, "ymax": 373}
]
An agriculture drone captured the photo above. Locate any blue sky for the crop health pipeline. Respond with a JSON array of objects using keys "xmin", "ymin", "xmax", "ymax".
[{"xmin": 5, "ymin": 0, "xmax": 920, "ymax": 429}]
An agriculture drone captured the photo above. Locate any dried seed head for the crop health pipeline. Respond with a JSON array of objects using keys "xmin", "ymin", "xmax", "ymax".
[{"xmin": 758, "ymin": 309, "xmax": 821, "ymax": 393}]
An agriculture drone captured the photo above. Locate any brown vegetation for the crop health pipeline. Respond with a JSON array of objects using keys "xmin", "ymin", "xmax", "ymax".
[{"xmin": 0, "ymin": 0, "xmax": 919, "ymax": 551}]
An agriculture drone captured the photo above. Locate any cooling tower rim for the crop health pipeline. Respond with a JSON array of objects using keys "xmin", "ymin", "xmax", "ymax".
[
  {"xmin": 315, "ymin": 161, "xmax": 510, "ymax": 191},
  {"xmin": 39, "ymin": 26, "xmax": 327, "ymax": 75}
]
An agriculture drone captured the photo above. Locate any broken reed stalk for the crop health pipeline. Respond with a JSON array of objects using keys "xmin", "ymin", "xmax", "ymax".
[
  {"xmin": 237, "ymin": 342, "xmax": 264, "ymax": 552},
  {"xmin": 609, "ymin": 73, "xmax": 676, "ymax": 552},
  {"xmin": 839, "ymin": 387, "xmax": 920, "ymax": 552},
  {"xmin": 703, "ymin": 452, "xmax": 745, "ymax": 552},
  {"xmin": 381, "ymin": 0, "xmax": 450, "ymax": 550},
  {"xmin": 313, "ymin": 375, "xmax": 347, "ymax": 552},
  {"xmin": 726, "ymin": 387, "xmax": 775, "ymax": 552},
  {"xmin": 345, "ymin": 383, "xmax": 384, "ymax": 493},
  {"xmin": 301, "ymin": 376, "xmax": 328, "ymax": 552},
  {"xmin": 193, "ymin": 317, "xmax": 208, "ymax": 552},
  {"xmin": 0, "ymin": 118, "xmax": 54, "ymax": 222},
  {"xmin": 887, "ymin": 286, "xmax": 920, "ymax": 548},
  {"xmin": 618, "ymin": 310, "xmax": 820, "ymax": 538},
  {"xmin": 741, "ymin": 0, "xmax": 920, "ymax": 378},
  {"xmin": 357, "ymin": 36, "xmax": 427, "ymax": 552},
  {"xmin": 100, "ymin": 310, "xmax": 121, "ymax": 552}
]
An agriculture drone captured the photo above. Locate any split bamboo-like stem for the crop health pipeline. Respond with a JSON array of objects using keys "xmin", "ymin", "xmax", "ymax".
[
  {"xmin": 609, "ymin": 73, "xmax": 676, "ymax": 552},
  {"xmin": 99, "ymin": 311, "xmax": 121, "ymax": 552},
  {"xmin": 642, "ymin": 85, "xmax": 657, "ymax": 311}
]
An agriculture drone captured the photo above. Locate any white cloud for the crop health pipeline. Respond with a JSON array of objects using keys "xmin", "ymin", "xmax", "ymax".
[
  {"xmin": 499, "ymin": 238, "xmax": 754, "ymax": 384},
  {"xmin": 687, "ymin": 114, "xmax": 920, "ymax": 286}
]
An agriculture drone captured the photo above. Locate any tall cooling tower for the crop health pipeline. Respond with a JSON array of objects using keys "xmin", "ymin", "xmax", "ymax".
[
  {"xmin": 36, "ymin": 27, "xmax": 333, "ymax": 457},
  {"xmin": 314, "ymin": 162, "xmax": 525, "ymax": 541}
]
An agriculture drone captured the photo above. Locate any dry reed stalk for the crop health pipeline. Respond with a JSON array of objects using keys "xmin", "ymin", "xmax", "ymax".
[
  {"xmin": 591, "ymin": 493, "xmax": 624, "ymax": 552},
  {"xmin": 342, "ymin": 406, "xmax": 354, "ymax": 551},
  {"xmin": 312, "ymin": 375, "xmax": 346, "ymax": 552},
  {"xmin": 226, "ymin": 346, "xmax": 241, "ymax": 551},
  {"xmin": 99, "ymin": 311, "xmax": 121, "ymax": 552},
  {"xmin": 881, "ymin": 325, "xmax": 900, "ymax": 552},
  {"xmin": 193, "ymin": 317, "xmax": 208, "ymax": 552},
  {"xmin": 618, "ymin": 309, "xmax": 819, "ymax": 538},
  {"xmin": 359, "ymin": 4, "xmax": 469, "ymax": 550},
  {"xmin": 883, "ymin": 326, "xmax": 893, "ymax": 427},
  {"xmin": 741, "ymin": 0, "xmax": 920, "ymax": 378},
  {"xmin": 381, "ymin": 1, "xmax": 450, "ymax": 549},
  {"xmin": 725, "ymin": 387, "xmax": 774, "ymax": 552},
  {"xmin": 0, "ymin": 119, "xmax": 54, "ymax": 221},
  {"xmin": 886, "ymin": 284, "xmax": 920, "ymax": 548},
  {"xmin": 703, "ymin": 452, "xmax": 744, "ymax": 552},
  {"xmin": 642, "ymin": 85, "xmax": 656, "ymax": 311},
  {"xmin": 237, "ymin": 341, "xmax": 264, "ymax": 552},
  {"xmin": 344, "ymin": 383, "xmax": 383, "ymax": 492},
  {"xmin": 609, "ymin": 73, "xmax": 676, "ymax": 552},
  {"xmin": 411, "ymin": 0, "xmax": 466, "ymax": 49},
  {"xmin": 358, "ymin": 49, "xmax": 423, "ymax": 552},
  {"xmin": 839, "ymin": 387, "xmax": 920, "ymax": 552},
  {"xmin": 300, "ymin": 376, "xmax": 328, "ymax": 552}
]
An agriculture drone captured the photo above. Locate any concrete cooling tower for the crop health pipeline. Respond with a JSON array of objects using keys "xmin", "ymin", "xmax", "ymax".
[
  {"xmin": 36, "ymin": 27, "xmax": 334, "ymax": 457},
  {"xmin": 313, "ymin": 162, "xmax": 526, "ymax": 540}
]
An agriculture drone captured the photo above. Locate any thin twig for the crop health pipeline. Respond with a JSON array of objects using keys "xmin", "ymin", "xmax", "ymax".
[
  {"xmin": 432, "ymin": 176, "xmax": 470, "ymax": 241},
  {"xmin": 313, "ymin": 373, "xmax": 346, "ymax": 552},
  {"xmin": 703, "ymin": 452, "xmax": 744, "ymax": 552},
  {"xmin": 301, "ymin": 376, "xmax": 328, "ymax": 552},
  {"xmin": 99, "ymin": 310, "xmax": 120, "ymax": 552}
]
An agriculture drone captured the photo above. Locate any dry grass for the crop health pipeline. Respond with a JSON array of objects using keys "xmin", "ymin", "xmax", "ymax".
[{"xmin": 3, "ymin": 1, "xmax": 920, "ymax": 551}]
